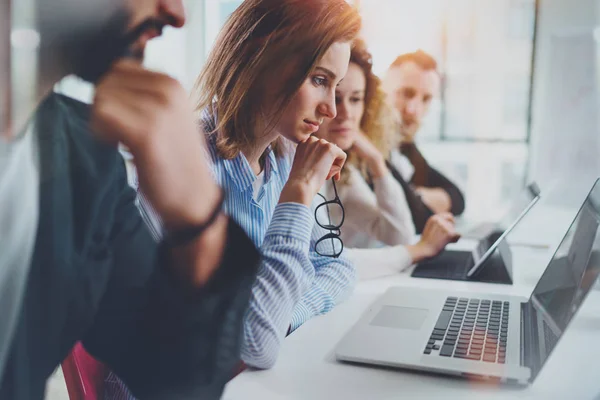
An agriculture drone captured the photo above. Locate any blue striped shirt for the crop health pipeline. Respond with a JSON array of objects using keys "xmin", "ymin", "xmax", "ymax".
[
  {"xmin": 205, "ymin": 132, "xmax": 355, "ymax": 368},
  {"xmin": 104, "ymin": 125, "xmax": 356, "ymax": 400}
]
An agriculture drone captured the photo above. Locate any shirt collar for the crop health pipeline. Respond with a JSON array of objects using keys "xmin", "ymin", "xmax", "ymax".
[
  {"xmin": 264, "ymin": 146, "xmax": 279, "ymax": 177},
  {"xmin": 223, "ymin": 145, "xmax": 279, "ymax": 192}
]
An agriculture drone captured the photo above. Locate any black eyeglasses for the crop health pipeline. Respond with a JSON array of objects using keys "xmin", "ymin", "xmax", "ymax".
[{"xmin": 315, "ymin": 178, "xmax": 345, "ymax": 258}]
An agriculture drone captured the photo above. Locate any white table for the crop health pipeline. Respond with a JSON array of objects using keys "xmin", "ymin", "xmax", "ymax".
[{"xmin": 224, "ymin": 201, "xmax": 600, "ymax": 399}]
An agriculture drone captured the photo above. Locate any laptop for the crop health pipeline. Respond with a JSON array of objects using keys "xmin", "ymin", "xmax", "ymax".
[
  {"xmin": 335, "ymin": 179, "xmax": 600, "ymax": 385},
  {"xmin": 411, "ymin": 182, "xmax": 541, "ymax": 283}
]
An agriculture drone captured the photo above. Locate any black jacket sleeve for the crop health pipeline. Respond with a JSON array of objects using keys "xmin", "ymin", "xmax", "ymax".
[
  {"xmin": 424, "ymin": 166, "xmax": 466, "ymax": 216},
  {"xmin": 82, "ymin": 163, "xmax": 260, "ymax": 399},
  {"xmin": 399, "ymin": 142, "xmax": 466, "ymax": 217}
]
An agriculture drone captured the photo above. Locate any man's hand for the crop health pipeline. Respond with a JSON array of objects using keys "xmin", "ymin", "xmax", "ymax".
[
  {"xmin": 91, "ymin": 60, "xmax": 220, "ymax": 231},
  {"xmin": 407, "ymin": 213, "xmax": 460, "ymax": 263},
  {"xmin": 91, "ymin": 60, "xmax": 225, "ymax": 286},
  {"xmin": 279, "ymin": 136, "xmax": 347, "ymax": 206},
  {"xmin": 416, "ymin": 186, "xmax": 452, "ymax": 214}
]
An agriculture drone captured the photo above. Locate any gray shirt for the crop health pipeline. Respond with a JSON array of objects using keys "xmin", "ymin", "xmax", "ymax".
[{"xmin": 0, "ymin": 124, "xmax": 40, "ymax": 380}]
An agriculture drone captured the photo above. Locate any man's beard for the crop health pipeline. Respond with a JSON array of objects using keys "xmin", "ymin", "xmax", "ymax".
[
  {"xmin": 400, "ymin": 118, "xmax": 420, "ymax": 141},
  {"xmin": 77, "ymin": 18, "xmax": 166, "ymax": 82},
  {"xmin": 70, "ymin": 11, "xmax": 132, "ymax": 83},
  {"xmin": 61, "ymin": 13, "xmax": 166, "ymax": 83},
  {"xmin": 36, "ymin": 6, "xmax": 131, "ymax": 85},
  {"xmin": 129, "ymin": 19, "xmax": 170, "ymax": 63}
]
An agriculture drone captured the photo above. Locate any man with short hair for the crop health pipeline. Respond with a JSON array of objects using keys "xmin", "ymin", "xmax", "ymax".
[
  {"xmin": 383, "ymin": 50, "xmax": 465, "ymax": 231},
  {"xmin": 0, "ymin": 1, "xmax": 260, "ymax": 399}
]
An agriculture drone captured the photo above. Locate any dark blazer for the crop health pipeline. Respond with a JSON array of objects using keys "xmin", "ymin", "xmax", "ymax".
[
  {"xmin": 398, "ymin": 142, "xmax": 465, "ymax": 217},
  {"xmin": 0, "ymin": 93, "xmax": 260, "ymax": 399},
  {"xmin": 387, "ymin": 143, "xmax": 465, "ymax": 233},
  {"xmin": 382, "ymin": 143, "xmax": 465, "ymax": 234}
]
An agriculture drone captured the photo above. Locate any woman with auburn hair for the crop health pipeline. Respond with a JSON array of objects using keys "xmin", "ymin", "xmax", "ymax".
[
  {"xmin": 195, "ymin": 0, "xmax": 360, "ymax": 370},
  {"xmin": 106, "ymin": 0, "xmax": 360, "ymax": 396},
  {"xmin": 315, "ymin": 39, "xmax": 460, "ymax": 280}
]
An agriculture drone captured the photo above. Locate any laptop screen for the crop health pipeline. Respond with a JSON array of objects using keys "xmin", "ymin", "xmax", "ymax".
[
  {"xmin": 466, "ymin": 185, "xmax": 541, "ymax": 277},
  {"xmin": 497, "ymin": 182, "xmax": 541, "ymax": 232},
  {"xmin": 527, "ymin": 179, "xmax": 600, "ymax": 378}
]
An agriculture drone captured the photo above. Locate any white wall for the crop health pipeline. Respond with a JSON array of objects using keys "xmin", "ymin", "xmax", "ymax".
[
  {"xmin": 145, "ymin": 0, "xmax": 206, "ymax": 91},
  {"xmin": 528, "ymin": 0, "xmax": 600, "ymax": 201}
]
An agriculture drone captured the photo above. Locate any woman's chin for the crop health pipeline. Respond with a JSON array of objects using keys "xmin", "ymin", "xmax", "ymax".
[
  {"xmin": 337, "ymin": 138, "xmax": 354, "ymax": 151},
  {"xmin": 287, "ymin": 131, "xmax": 312, "ymax": 144}
]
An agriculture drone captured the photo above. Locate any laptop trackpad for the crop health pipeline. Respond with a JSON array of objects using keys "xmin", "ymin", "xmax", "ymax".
[{"xmin": 370, "ymin": 306, "xmax": 429, "ymax": 330}]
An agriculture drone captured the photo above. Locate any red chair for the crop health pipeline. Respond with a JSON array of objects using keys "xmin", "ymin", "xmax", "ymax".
[
  {"xmin": 61, "ymin": 342, "xmax": 107, "ymax": 400},
  {"xmin": 61, "ymin": 345, "xmax": 247, "ymax": 399}
]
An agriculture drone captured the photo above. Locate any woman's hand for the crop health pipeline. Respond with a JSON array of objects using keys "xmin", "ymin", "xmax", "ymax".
[
  {"xmin": 407, "ymin": 213, "xmax": 460, "ymax": 263},
  {"xmin": 351, "ymin": 131, "xmax": 388, "ymax": 179},
  {"xmin": 280, "ymin": 136, "xmax": 347, "ymax": 206}
]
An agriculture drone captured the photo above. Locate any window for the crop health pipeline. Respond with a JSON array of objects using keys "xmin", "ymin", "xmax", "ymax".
[
  {"xmin": 441, "ymin": 0, "xmax": 535, "ymax": 142},
  {"xmin": 359, "ymin": 0, "xmax": 537, "ymax": 220},
  {"xmin": 508, "ymin": 0, "xmax": 536, "ymax": 40},
  {"xmin": 9, "ymin": 0, "xmax": 39, "ymax": 136},
  {"xmin": 443, "ymin": 75, "xmax": 476, "ymax": 139},
  {"xmin": 204, "ymin": 0, "xmax": 244, "ymax": 58},
  {"xmin": 219, "ymin": 0, "xmax": 244, "ymax": 21}
]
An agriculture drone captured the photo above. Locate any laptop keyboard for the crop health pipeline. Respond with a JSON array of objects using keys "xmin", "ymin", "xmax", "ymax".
[
  {"xmin": 412, "ymin": 251, "xmax": 473, "ymax": 280},
  {"xmin": 423, "ymin": 297, "xmax": 510, "ymax": 363}
]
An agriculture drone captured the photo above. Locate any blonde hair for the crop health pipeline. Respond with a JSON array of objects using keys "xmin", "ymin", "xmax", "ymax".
[
  {"xmin": 193, "ymin": 0, "xmax": 361, "ymax": 160},
  {"xmin": 342, "ymin": 38, "xmax": 399, "ymax": 182}
]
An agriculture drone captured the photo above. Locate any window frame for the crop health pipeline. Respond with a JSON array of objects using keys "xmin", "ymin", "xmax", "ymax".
[{"xmin": 435, "ymin": 0, "xmax": 539, "ymax": 145}]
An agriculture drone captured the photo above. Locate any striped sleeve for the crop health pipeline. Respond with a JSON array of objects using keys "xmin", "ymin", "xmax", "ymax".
[
  {"xmin": 241, "ymin": 202, "xmax": 316, "ymax": 369},
  {"xmin": 136, "ymin": 191, "xmax": 163, "ymax": 242},
  {"xmin": 121, "ymin": 161, "xmax": 164, "ymax": 243},
  {"xmin": 289, "ymin": 217, "xmax": 356, "ymax": 331}
]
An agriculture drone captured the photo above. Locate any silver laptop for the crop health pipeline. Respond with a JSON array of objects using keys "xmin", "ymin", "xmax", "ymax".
[{"xmin": 336, "ymin": 179, "xmax": 600, "ymax": 385}]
